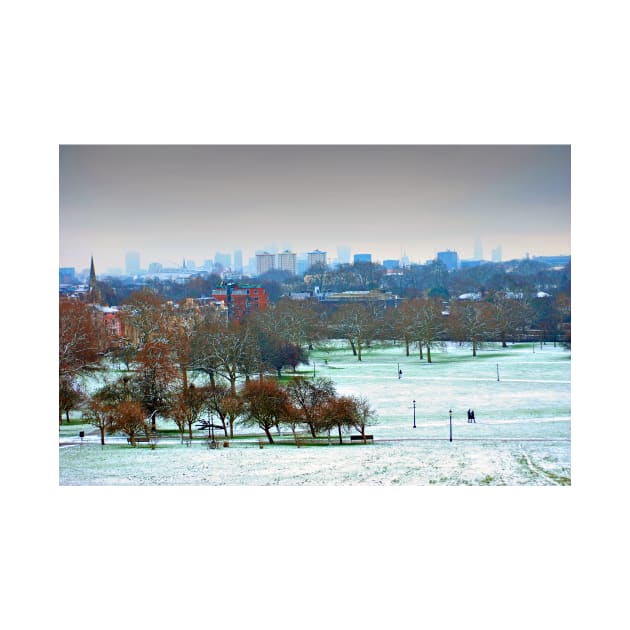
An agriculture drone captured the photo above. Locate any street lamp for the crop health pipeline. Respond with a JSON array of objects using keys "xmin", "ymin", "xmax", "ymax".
[
  {"xmin": 413, "ymin": 400, "xmax": 416, "ymax": 428},
  {"xmin": 449, "ymin": 409, "xmax": 453, "ymax": 442}
]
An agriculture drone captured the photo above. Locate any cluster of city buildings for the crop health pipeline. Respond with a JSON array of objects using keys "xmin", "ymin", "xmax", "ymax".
[{"xmin": 61, "ymin": 244, "xmax": 570, "ymax": 285}]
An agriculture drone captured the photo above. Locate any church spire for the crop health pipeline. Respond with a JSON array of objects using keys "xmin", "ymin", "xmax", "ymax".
[
  {"xmin": 89, "ymin": 256, "xmax": 97, "ymax": 287},
  {"xmin": 88, "ymin": 256, "xmax": 101, "ymax": 304}
]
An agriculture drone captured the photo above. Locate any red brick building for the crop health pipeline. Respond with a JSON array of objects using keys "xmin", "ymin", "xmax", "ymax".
[{"xmin": 212, "ymin": 284, "xmax": 268, "ymax": 320}]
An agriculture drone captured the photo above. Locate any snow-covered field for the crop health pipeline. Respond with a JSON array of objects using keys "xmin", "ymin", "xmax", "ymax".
[{"xmin": 59, "ymin": 341, "xmax": 570, "ymax": 485}]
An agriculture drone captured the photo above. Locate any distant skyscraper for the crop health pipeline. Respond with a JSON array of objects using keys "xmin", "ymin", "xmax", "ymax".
[
  {"xmin": 337, "ymin": 246, "xmax": 351, "ymax": 265},
  {"xmin": 277, "ymin": 250, "xmax": 297, "ymax": 275},
  {"xmin": 307, "ymin": 250, "xmax": 327, "ymax": 268},
  {"xmin": 148, "ymin": 262, "xmax": 163, "ymax": 274},
  {"xmin": 256, "ymin": 252, "xmax": 275, "ymax": 275},
  {"xmin": 59, "ymin": 267, "xmax": 75, "ymax": 283},
  {"xmin": 383, "ymin": 259, "xmax": 400, "ymax": 270},
  {"xmin": 125, "ymin": 251, "xmax": 140, "ymax": 275},
  {"xmin": 474, "ymin": 237, "xmax": 483, "ymax": 260},
  {"xmin": 215, "ymin": 252, "xmax": 231, "ymax": 271},
  {"xmin": 353, "ymin": 253, "xmax": 372, "ymax": 264},
  {"xmin": 491, "ymin": 245, "xmax": 502, "ymax": 262},
  {"xmin": 437, "ymin": 250, "xmax": 460, "ymax": 271},
  {"xmin": 233, "ymin": 250, "xmax": 243, "ymax": 273}
]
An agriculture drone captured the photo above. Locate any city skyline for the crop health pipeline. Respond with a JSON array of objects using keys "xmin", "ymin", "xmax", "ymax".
[{"xmin": 59, "ymin": 145, "xmax": 570, "ymax": 272}]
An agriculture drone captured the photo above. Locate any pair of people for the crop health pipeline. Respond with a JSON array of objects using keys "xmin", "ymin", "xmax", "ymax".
[{"xmin": 467, "ymin": 409, "xmax": 476, "ymax": 423}]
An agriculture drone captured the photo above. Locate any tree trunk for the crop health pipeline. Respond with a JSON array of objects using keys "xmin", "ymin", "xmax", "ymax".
[
  {"xmin": 264, "ymin": 426, "xmax": 275, "ymax": 443},
  {"xmin": 357, "ymin": 339, "xmax": 362, "ymax": 361},
  {"xmin": 338, "ymin": 423, "xmax": 343, "ymax": 444},
  {"xmin": 100, "ymin": 426, "xmax": 106, "ymax": 446},
  {"xmin": 405, "ymin": 336, "xmax": 410, "ymax": 356},
  {"xmin": 472, "ymin": 341, "xmax": 477, "ymax": 357},
  {"xmin": 309, "ymin": 422, "xmax": 317, "ymax": 438},
  {"xmin": 427, "ymin": 345, "xmax": 432, "ymax": 363},
  {"xmin": 349, "ymin": 339, "xmax": 357, "ymax": 356},
  {"xmin": 418, "ymin": 339, "xmax": 423, "ymax": 360},
  {"xmin": 65, "ymin": 410, "xmax": 71, "ymax": 424},
  {"xmin": 229, "ymin": 419, "xmax": 234, "ymax": 439}
]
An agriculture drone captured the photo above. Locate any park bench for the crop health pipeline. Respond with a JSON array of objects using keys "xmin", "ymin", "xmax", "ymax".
[
  {"xmin": 127, "ymin": 433, "xmax": 159, "ymax": 445},
  {"xmin": 350, "ymin": 435, "xmax": 374, "ymax": 443}
]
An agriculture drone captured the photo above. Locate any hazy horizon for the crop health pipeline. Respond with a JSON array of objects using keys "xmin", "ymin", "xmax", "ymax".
[{"xmin": 59, "ymin": 145, "xmax": 570, "ymax": 272}]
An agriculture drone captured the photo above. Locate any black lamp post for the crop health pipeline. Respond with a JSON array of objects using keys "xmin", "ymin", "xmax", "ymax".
[
  {"xmin": 413, "ymin": 400, "xmax": 416, "ymax": 428},
  {"xmin": 449, "ymin": 409, "xmax": 453, "ymax": 442}
]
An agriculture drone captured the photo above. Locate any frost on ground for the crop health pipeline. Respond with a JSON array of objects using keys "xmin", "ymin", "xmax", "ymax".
[
  {"xmin": 60, "ymin": 342, "xmax": 570, "ymax": 486},
  {"xmin": 59, "ymin": 440, "xmax": 570, "ymax": 486}
]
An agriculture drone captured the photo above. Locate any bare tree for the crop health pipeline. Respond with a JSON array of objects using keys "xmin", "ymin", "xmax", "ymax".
[
  {"xmin": 486, "ymin": 292, "xmax": 532, "ymax": 347},
  {"xmin": 135, "ymin": 340, "xmax": 179, "ymax": 429},
  {"xmin": 222, "ymin": 394, "xmax": 244, "ymax": 440},
  {"xmin": 345, "ymin": 395, "xmax": 377, "ymax": 442},
  {"xmin": 331, "ymin": 303, "xmax": 373, "ymax": 361},
  {"xmin": 417, "ymin": 297, "xmax": 446, "ymax": 363},
  {"xmin": 59, "ymin": 377, "xmax": 85, "ymax": 425},
  {"xmin": 120, "ymin": 289, "xmax": 165, "ymax": 347},
  {"xmin": 170, "ymin": 383, "xmax": 209, "ymax": 442},
  {"xmin": 195, "ymin": 321, "xmax": 250, "ymax": 396},
  {"xmin": 85, "ymin": 397, "xmax": 114, "ymax": 446},
  {"xmin": 448, "ymin": 300, "xmax": 491, "ymax": 357},
  {"xmin": 272, "ymin": 298, "xmax": 325, "ymax": 351}
]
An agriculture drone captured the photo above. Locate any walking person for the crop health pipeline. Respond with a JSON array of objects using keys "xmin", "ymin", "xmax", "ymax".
[
  {"xmin": 467, "ymin": 409, "xmax": 471, "ymax": 423},
  {"xmin": 471, "ymin": 409, "xmax": 476, "ymax": 423}
]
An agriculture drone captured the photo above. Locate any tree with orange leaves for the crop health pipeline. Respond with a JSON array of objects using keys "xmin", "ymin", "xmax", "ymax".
[
  {"xmin": 59, "ymin": 299, "xmax": 100, "ymax": 379},
  {"xmin": 241, "ymin": 379, "xmax": 290, "ymax": 444}
]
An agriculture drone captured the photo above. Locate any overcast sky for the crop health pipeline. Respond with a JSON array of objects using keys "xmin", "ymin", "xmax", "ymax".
[{"xmin": 59, "ymin": 145, "xmax": 570, "ymax": 272}]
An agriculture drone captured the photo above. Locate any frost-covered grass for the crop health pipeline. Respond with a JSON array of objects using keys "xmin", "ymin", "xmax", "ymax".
[
  {"xmin": 59, "ymin": 439, "xmax": 570, "ymax": 485},
  {"xmin": 60, "ymin": 341, "xmax": 570, "ymax": 485}
]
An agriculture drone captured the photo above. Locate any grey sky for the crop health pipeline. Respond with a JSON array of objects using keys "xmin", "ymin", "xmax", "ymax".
[{"xmin": 59, "ymin": 145, "xmax": 570, "ymax": 271}]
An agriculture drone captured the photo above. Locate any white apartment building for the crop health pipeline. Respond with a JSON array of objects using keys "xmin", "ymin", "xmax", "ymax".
[
  {"xmin": 307, "ymin": 249, "xmax": 327, "ymax": 268},
  {"xmin": 277, "ymin": 250, "xmax": 297, "ymax": 275},
  {"xmin": 256, "ymin": 252, "xmax": 275, "ymax": 275}
]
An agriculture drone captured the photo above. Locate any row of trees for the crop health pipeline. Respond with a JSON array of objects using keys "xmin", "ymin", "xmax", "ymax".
[
  {"xmin": 327, "ymin": 292, "xmax": 567, "ymax": 361},
  {"xmin": 59, "ymin": 279, "xmax": 569, "ymax": 435},
  {"xmin": 86, "ymin": 375, "xmax": 374, "ymax": 446}
]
